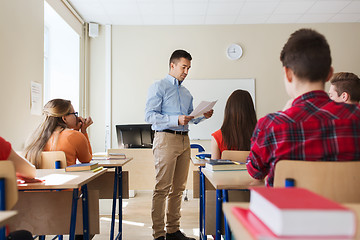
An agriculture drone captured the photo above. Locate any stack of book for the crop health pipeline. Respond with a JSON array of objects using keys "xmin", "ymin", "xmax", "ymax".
[
  {"xmin": 107, "ymin": 153, "xmax": 126, "ymax": 160},
  {"xmin": 65, "ymin": 162, "xmax": 100, "ymax": 172},
  {"xmin": 232, "ymin": 187, "xmax": 356, "ymax": 239},
  {"xmin": 205, "ymin": 159, "xmax": 246, "ymax": 171}
]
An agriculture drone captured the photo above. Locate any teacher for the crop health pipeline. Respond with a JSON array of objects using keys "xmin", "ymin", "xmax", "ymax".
[{"xmin": 145, "ymin": 49, "xmax": 213, "ymax": 240}]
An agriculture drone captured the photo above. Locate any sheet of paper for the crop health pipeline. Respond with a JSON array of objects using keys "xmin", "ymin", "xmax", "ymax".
[
  {"xmin": 190, "ymin": 100, "xmax": 217, "ymax": 118},
  {"xmin": 30, "ymin": 81, "xmax": 42, "ymax": 115}
]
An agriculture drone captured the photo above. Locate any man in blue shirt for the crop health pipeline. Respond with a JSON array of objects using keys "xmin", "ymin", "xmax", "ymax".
[{"xmin": 145, "ymin": 50, "xmax": 213, "ymax": 240}]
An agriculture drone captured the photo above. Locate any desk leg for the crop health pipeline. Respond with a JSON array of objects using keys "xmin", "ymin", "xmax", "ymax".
[
  {"xmin": 222, "ymin": 190, "xmax": 231, "ymax": 240},
  {"xmin": 81, "ymin": 184, "xmax": 90, "ymax": 240},
  {"xmin": 0, "ymin": 179, "xmax": 5, "ymax": 240},
  {"xmin": 199, "ymin": 166, "xmax": 206, "ymax": 240},
  {"xmin": 215, "ymin": 190, "xmax": 222, "ymax": 240},
  {"xmin": 116, "ymin": 166, "xmax": 123, "ymax": 240},
  {"xmin": 70, "ymin": 188, "xmax": 79, "ymax": 240},
  {"xmin": 110, "ymin": 167, "xmax": 118, "ymax": 240}
]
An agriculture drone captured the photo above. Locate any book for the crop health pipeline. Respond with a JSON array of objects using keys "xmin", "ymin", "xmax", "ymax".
[
  {"xmin": 65, "ymin": 162, "xmax": 99, "ymax": 172},
  {"xmin": 92, "ymin": 152, "xmax": 108, "ymax": 160},
  {"xmin": 205, "ymin": 159, "xmax": 247, "ymax": 171},
  {"xmin": 107, "ymin": 153, "xmax": 126, "ymax": 159},
  {"xmin": 248, "ymin": 187, "xmax": 356, "ymax": 238},
  {"xmin": 231, "ymin": 207, "xmax": 353, "ymax": 240}
]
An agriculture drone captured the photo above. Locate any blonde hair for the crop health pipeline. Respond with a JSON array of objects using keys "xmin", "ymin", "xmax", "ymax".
[{"xmin": 24, "ymin": 99, "xmax": 72, "ymax": 167}]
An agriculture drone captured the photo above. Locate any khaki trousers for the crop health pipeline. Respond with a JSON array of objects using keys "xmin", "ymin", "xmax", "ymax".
[{"xmin": 151, "ymin": 132, "xmax": 191, "ymax": 239}]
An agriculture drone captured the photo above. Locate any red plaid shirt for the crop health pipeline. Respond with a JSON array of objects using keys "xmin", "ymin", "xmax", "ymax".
[{"xmin": 247, "ymin": 91, "xmax": 360, "ymax": 186}]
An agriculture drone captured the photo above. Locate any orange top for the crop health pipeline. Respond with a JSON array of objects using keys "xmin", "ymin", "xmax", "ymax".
[{"xmin": 43, "ymin": 129, "xmax": 92, "ymax": 166}]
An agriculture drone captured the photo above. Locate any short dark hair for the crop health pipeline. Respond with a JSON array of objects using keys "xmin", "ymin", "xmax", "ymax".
[
  {"xmin": 169, "ymin": 49, "xmax": 192, "ymax": 66},
  {"xmin": 280, "ymin": 28, "xmax": 332, "ymax": 82},
  {"xmin": 330, "ymin": 72, "xmax": 360, "ymax": 102}
]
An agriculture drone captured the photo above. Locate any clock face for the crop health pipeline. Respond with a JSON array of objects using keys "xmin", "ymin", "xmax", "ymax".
[{"xmin": 226, "ymin": 44, "xmax": 243, "ymax": 60}]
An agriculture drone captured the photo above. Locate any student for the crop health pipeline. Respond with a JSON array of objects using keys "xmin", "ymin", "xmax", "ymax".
[
  {"xmin": 145, "ymin": 49, "xmax": 213, "ymax": 240},
  {"xmin": 211, "ymin": 89, "xmax": 257, "ymax": 159},
  {"xmin": 246, "ymin": 28, "xmax": 360, "ymax": 187},
  {"xmin": 329, "ymin": 72, "xmax": 360, "ymax": 104},
  {"xmin": 24, "ymin": 99, "xmax": 93, "ymax": 167},
  {"xmin": 0, "ymin": 137, "xmax": 36, "ymax": 240},
  {"xmin": 0, "ymin": 137, "xmax": 36, "ymax": 179}
]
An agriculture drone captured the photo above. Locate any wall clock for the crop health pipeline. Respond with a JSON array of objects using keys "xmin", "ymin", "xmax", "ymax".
[{"xmin": 226, "ymin": 43, "xmax": 243, "ymax": 60}]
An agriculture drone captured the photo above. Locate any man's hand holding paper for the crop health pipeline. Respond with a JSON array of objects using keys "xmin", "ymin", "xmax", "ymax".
[
  {"xmin": 203, "ymin": 109, "xmax": 213, "ymax": 119},
  {"xmin": 190, "ymin": 100, "xmax": 217, "ymax": 118}
]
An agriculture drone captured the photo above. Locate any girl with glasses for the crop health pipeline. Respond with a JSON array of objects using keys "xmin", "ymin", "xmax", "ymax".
[{"xmin": 24, "ymin": 98, "xmax": 93, "ymax": 167}]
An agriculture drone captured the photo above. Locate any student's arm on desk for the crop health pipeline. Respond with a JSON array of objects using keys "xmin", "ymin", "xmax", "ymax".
[
  {"xmin": 247, "ymin": 175, "xmax": 265, "ymax": 186},
  {"xmin": 9, "ymin": 149, "xmax": 36, "ymax": 179}
]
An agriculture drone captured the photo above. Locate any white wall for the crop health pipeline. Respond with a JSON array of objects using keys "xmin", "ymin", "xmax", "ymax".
[
  {"xmin": 88, "ymin": 23, "xmax": 360, "ymax": 152},
  {"xmin": 0, "ymin": 0, "xmax": 44, "ymax": 150}
]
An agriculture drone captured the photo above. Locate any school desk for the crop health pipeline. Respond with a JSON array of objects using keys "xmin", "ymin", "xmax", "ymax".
[
  {"xmin": 223, "ymin": 202, "xmax": 360, "ymax": 240},
  {"xmin": 201, "ymin": 168, "xmax": 264, "ymax": 240},
  {"xmin": 92, "ymin": 158, "xmax": 132, "ymax": 240},
  {"xmin": 10, "ymin": 168, "xmax": 107, "ymax": 240}
]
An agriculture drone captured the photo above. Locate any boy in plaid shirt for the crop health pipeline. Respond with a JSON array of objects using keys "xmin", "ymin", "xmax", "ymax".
[{"xmin": 246, "ymin": 29, "xmax": 360, "ymax": 186}]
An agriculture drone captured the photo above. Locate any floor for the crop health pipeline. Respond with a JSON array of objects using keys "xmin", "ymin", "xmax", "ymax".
[{"xmin": 96, "ymin": 190, "xmax": 199, "ymax": 240}]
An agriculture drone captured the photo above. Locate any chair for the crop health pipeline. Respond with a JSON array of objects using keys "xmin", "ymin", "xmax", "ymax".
[
  {"xmin": 190, "ymin": 144, "xmax": 205, "ymax": 153},
  {"xmin": 0, "ymin": 161, "xmax": 18, "ymax": 210},
  {"xmin": 0, "ymin": 161, "xmax": 33, "ymax": 240},
  {"xmin": 221, "ymin": 150, "xmax": 250, "ymax": 163},
  {"xmin": 39, "ymin": 151, "xmax": 66, "ymax": 240},
  {"xmin": 273, "ymin": 160, "xmax": 360, "ymax": 203},
  {"xmin": 40, "ymin": 151, "xmax": 67, "ymax": 169}
]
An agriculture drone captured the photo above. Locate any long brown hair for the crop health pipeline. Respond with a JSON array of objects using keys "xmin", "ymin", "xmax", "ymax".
[
  {"xmin": 24, "ymin": 99, "xmax": 72, "ymax": 167},
  {"xmin": 220, "ymin": 90, "xmax": 257, "ymax": 151}
]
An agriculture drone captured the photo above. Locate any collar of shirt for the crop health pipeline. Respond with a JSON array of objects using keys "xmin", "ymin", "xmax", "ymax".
[
  {"xmin": 292, "ymin": 90, "xmax": 329, "ymax": 107},
  {"xmin": 166, "ymin": 74, "xmax": 182, "ymax": 86}
]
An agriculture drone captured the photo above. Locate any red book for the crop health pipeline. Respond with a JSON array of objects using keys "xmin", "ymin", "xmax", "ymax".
[
  {"xmin": 232, "ymin": 207, "xmax": 353, "ymax": 240},
  {"xmin": 247, "ymin": 187, "xmax": 356, "ymax": 238}
]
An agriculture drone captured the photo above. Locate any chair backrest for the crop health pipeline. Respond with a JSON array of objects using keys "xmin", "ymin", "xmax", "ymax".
[
  {"xmin": 221, "ymin": 150, "xmax": 250, "ymax": 163},
  {"xmin": 273, "ymin": 160, "xmax": 360, "ymax": 203},
  {"xmin": 40, "ymin": 151, "xmax": 67, "ymax": 169},
  {"xmin": 190, "ymin": 144, "xmax": 205, "ymax": 153},
  {"xmin": 0, "ymin": 161, "xmax": 18, "ymax": 210}
]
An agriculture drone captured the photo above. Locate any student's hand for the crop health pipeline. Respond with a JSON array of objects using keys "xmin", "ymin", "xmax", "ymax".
[
  {"xmin": 178, "ymin": 115, "xmax": 194, "ymax": 125},
  {"xmin": 16, "ymin": 174, "xmax": 44, "ymax": 184},
  {"xmin": 80, "ymin": 116, "xmax": 93, "ymax": 133},
  {"xmin": 203, "ymin": 109, "xmax": 214, "ymax": 119}
]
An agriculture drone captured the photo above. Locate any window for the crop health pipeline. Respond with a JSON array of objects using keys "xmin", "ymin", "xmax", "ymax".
[{"xmin": 44, "ymin": 2, "xmax": 80, "ymax": 111}]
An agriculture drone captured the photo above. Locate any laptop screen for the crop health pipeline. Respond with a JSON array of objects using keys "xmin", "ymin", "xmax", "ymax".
[{"xmin": 116, "ymin": 124, "xmax": 154, "ymax": 148}]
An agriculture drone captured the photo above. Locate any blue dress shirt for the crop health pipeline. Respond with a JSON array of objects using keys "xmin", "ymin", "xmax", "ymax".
[{"xmin": 145, "ymin": 74, "xmax": 203, "ymax": 132}]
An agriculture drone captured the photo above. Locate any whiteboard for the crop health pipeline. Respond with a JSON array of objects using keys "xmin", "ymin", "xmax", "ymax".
[{"xmin": 183, "ymin": 79, "xmax": 255, "ymax": 140}]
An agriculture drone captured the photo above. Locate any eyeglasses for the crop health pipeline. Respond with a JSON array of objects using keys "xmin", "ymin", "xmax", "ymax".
[{"xmin": 67, "ymin": 112, "xmax": 78, "ymax": 117}]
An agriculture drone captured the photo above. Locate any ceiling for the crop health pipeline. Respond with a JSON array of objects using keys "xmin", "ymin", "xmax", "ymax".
[{"xmin": 67, "ymin": 0, "xmax": 360, "ymax": 25}]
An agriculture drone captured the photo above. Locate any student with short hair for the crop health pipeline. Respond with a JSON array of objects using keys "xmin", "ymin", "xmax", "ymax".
[
  {"xmin": 24, "ymin": 99, "xmax": 93, "ymax": 167},
  {"xmin": 211, "ymin": 89, "xmax": 257, "ymax": 159},
  {"xmin": 246, "ymin": 28, "xmax": 360, "ymax": 187},
  {"xmin": 329, "ymin": 72, "xmax": 360, "ymax": 104}
]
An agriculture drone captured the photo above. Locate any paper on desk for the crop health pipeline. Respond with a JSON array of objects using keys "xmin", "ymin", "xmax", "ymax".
[{"xmin": 190, "ymin": 100, "xmax": 217, "ymax": 118}]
